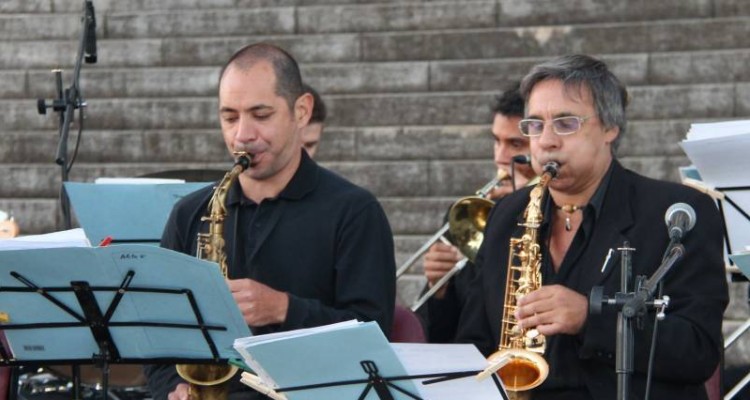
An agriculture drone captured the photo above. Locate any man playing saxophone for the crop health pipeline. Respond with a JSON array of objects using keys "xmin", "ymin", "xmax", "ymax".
[
  {"xmin": 144, "ymin": 43, "xmax": 396, "ymax": 400},
  {"xmin": 419, "ymin": 83, "xmax": 536, "ymax": 343},
  {"xmin": 456, "ymin": 55, "xmax": 727, "ymax": 399}
]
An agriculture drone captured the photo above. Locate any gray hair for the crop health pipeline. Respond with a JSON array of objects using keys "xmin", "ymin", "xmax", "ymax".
[{"xmin": 519, "ymin": 54, "xmax": 629, "ymax": 152}]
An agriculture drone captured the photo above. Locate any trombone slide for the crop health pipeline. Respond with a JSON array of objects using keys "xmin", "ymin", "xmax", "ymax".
[
  {"xmin": 395, "ymin": 223, "xmax": 450, "ymax": 278},
  {"xmin": 411, "ymin": 258, "xmax": 468, "ymax": 312}
]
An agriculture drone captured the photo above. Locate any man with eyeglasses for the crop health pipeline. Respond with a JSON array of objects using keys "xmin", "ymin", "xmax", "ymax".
[
  {"xmin": 455, "ymin": 54, "xmax": 727, "ymax": 399},
  {"xmin": 417, "ymin": 83, "xmax": 536, "ymax": 343}
]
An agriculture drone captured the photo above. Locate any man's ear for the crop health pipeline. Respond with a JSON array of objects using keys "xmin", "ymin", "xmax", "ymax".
[
  {"xmin": 294, "ymin": 92, "xmax": 313, "ymax": 128},
  {"xmin": 604, "ymin": 125, "xmax": 620, "ymax": 145}
]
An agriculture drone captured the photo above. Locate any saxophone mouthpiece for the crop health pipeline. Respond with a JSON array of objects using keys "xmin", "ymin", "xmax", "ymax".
[
  {"xmin": 542, "ymin": 161, "xmax": 560, "ymax": 178},
  {"xmin": 233, "ymin": 151, "xmax": 252, "ymax": 170}
]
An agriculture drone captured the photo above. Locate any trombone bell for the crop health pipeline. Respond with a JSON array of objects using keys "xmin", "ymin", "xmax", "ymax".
[{"xmin": 447, "ymin": 196, "xmax": 494, "ymax": 263}]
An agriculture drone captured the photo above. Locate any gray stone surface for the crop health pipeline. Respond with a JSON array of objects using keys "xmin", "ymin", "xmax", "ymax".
[
  {"xmin": 380, "ymin": 197, "xmax": 454, "ymax": 234},
  {"xmin": 357, "ymin": 125, "xmax": 493, "ymax": 161},
  {"xmin": 52, "ymin": 0, "xmax": 236, "ymax": 13},
  {"xmin": 0, "ymin": 71, "xmax": 26, "ymax": 98},
  {"xmin": 106, "ymin": 8, "xmax": 296, "ymax": 38},
  {"xmin": 297, "ymin": 1, "xmax": 496, "ymax": 33},
  {"xmin": 0, "ymin": 14, "xmax": 80, "ymax": 40},
  {"xmin": 649, "ymin": 49, "xmax": 750, "ymax": 85},
  {"xmin": 497, "ymin": 0, "xmax": 711, "ymax": 26},
  {"xmin": 302, "ymin": 62, "xmax": 429, "ymax": 94},
  {"xmin": 0, "ymin": 198, "xmax": 59, "ymax": 235},
  {"xmin": 323, "ymin": 160, "xmax": 429, "ymax": 197},
  {"xmin": 161, "ymin": 35, "xmax": 361, "ymax": 66},
  {"xmin": 715, "ymin": 0, "xmax": 750, "ymax": 16},
  {"xmin": 361, "ymin": 18, "xmax": 750, "ymax": 62},
  {"xmin": 325, "ymin": 92, "xmax": 493, "ymax": 126},
  {"xmin": 0, "ymin": 0, "xmax": 51, "ymax": 13}
]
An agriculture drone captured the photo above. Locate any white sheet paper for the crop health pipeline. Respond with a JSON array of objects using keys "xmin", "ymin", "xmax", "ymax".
[
  {"xmin": 680, "ymin": 120, "xmax": 750, "ymax": 254},
  {"xmin": 0, "ymin": 228, "xmax": 91, "ymax": 251},
  {"xmin": 392, "ymin": 343, "xmax": 506, "ymax": 400}
]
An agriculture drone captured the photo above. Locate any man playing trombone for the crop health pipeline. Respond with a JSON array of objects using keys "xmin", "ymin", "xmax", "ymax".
[{"xmin": 417, "ymin": 83, "xmax": 536, "ymax": 343}]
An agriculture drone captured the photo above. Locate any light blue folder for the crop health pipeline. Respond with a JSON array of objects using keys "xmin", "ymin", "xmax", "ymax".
[
  {"xmin": 0, "ymin": 244, "xmax": 250, "ymax": 363},
  {"xmin": 64, "ymin": 182, "xmax": 212, "ymax": 245},
  {"xmin": 235, "ymin": 321, "xmax": 421, "ymax": 400}
]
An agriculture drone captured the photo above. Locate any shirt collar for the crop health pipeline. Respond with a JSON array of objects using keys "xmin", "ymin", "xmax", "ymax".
[{"xmin": 226, "ymin": 149, "xmax": 319, "ymax": 206}]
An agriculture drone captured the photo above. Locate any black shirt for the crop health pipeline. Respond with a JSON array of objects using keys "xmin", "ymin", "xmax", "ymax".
[{"xmin": 144, "ymin": 150, "xmax": 396, "ymax": 399}]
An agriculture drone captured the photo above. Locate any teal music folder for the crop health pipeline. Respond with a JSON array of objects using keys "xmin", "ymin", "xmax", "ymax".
[
  {"xmin": 0, "ymin": 244, "xmax": 250, "ymax": 363},
  {"xmin": 64, "ymin": 182, "xmax": 212, "ymax": 245},
  {"xmin": 234, "ymin": 321, "xmax": 420, "ymax": 400}
]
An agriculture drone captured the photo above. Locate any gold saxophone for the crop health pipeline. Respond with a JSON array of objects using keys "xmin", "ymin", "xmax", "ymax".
[
  {"xmin": 175, "ymin": 151, "xmax": 251, "ymax": 400},
  {"xmin": 478, "ymin": 161, "xmax": 559, "ymax": 400}
]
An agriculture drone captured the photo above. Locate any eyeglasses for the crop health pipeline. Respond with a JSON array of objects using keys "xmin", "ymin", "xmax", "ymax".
[{"xmin": 518, "ymin": 115, "xmax": 594, "ymax": 137}]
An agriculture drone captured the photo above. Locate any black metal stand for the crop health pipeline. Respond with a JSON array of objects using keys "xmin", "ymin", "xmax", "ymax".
[
  {"xmin": 36, "ymin": 0, "xmax": 97, "ymax": 230},
  {"xmin": 274, "ymin": 360, "xmax": 498, "ymax": 400},
  {"xmin": 590, "ymin": 241, "xmax": 679, "ymax": 400},
  {"xmin": 0, "ymin": 269, "xmax": 234, "ymax": 400}
]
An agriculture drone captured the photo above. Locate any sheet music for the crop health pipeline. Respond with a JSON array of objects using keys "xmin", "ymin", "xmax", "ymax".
[
  {"xmin": 0, "ymin": 228, "xmax": 91, "ymax": 251},
  {"xmin": 680, "ymin": 119, "xmax": 750, "ymax": 255},
  {"xmin": 680, "ymin": 120, "xmax": 750, "ymax": 188},
  {"xmin": 392, "ymin": 343, "xmax": 505, "ymax": 399}
]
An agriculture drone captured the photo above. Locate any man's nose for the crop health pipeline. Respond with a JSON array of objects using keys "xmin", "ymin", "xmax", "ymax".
[{"xmin": 235, "ymin": 115, "xmax": 257, "ymax": 142}]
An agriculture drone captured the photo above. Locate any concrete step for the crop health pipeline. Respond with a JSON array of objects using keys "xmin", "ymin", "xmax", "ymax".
[
  {"xmin": 4, "ymin": 16, "xmax": 750, "ymax": 69},
  {"xmin": 427, "ymin": 50, "xmax": 750, "ymax": 93},
  {"xmin": 0, "ymin": 159, "xmax": 500, "ymax": 199},
  {"xmin": 0, "ymin": 197, "xmax": 61, "ymax": 236},
  {"xmin": 2, "ymin": 50, "xmax": 746, "ymax": 100},
  {"xmin": 106, "ymin": 8, "xmax": 295, "ymax": 39},
  {"xmin": 43, "ymin": 0, "xmax": 448, "ymax": 14},
  {"xmin": 3, "ymin": 83, "xmax": 748, "ymax": 130},
  {"xmin": 8, "ymin": 0, "xmax": 744, "ymax": 39},
  {"xmin": 0, "ymin": 126, "xmax": 493, "ymax": 164},
  {"xmin": 0, "ymin": 13, "xmax": 80, "ymax": 40},
  {"xmin": 0, "ymin": 35, "xmax": 360, "ymax": 69},
  {"xmin": 361, "ymin": 17, "xmax": 750, "ymax": 62}
]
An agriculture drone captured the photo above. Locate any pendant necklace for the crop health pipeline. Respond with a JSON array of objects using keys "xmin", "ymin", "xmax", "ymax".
[{"xmin": 556, "ymin": 204, "xmax": 585, "ymax": 231}]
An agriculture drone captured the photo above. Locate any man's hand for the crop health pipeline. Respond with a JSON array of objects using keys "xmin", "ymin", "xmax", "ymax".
[
  {"xmin": 168, "ymin": 383, "xmax": 190, "ymax": 400},
  {"xmin": 227, "ymin": 278, "xmax": 289, "ymax": 327},
  {"xmin": 514, "ymin": 285, "xmax": 588, "ymax": 336},
  {"xmin": 422, "ymin": 242, "xmax": 462, "ymax": 299}
]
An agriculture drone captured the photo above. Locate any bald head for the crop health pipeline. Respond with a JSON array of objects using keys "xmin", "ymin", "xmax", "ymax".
[{"xmin": 219, "ymin": 43, "xmax": 304, "ymax": 110}]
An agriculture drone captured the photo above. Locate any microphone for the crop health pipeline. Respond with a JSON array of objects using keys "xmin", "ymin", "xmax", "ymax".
[
  {"xmin": 512, "ymin": 154, "xmax": 531, "ymax": 164},
  {"xmin": 84, "ymin": 1, "xmax": 97, "ymax": 64},
  {"xmin": 664, "ymin": 202, "xmax": 696, "ymax": 241}
]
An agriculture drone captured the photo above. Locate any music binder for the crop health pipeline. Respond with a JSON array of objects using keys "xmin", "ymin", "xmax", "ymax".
[
  {"xmin": 64, "ymin": 181, "xmax": 211, "ymax": 246},
  {"xmin": 233, "ymin": 321, "xmax": 507, "ymax": 399},
  {"xmin": 0, "ymin": 244, "xmax": 250, "ymax": 365}
]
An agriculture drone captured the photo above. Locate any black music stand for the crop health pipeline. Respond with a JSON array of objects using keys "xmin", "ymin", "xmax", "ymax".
[
  {"xmin": 0, "ymin": 245, "xmax": 251, "ymax": 400},
  {"xmin": 271, "ymin": 360, "xmax": 506, "ymax": 400}
]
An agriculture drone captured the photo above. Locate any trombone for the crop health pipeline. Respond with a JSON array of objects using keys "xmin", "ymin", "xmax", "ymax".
[{"xmin": 398, "ymin": 170, "xmax": 509, "ymax": 311}]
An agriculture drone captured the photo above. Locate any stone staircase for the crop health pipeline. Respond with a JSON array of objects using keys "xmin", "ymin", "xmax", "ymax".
[{"xmin": 2, "ymin": 0, "xmax": 750, "ymax": 393}]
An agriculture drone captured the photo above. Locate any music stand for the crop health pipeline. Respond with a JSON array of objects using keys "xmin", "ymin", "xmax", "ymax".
[
  {"xmin": 64, "ymin": 181, "xmax": 212, "ymax": 246},
  {"xmin": 234, "ymin": 323, "xmax": 507, "ymax": 400},
  {"xmin": 0, "ymin": 245, "xmax": 251, "ymax": 400}
]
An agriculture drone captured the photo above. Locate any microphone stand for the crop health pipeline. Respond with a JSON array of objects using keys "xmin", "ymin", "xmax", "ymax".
[
  {"xmin": 37, "ymin": 0, "xmax": 96, "ymax": 230},
  {"xmin": 590, "ymin": 241, "xmax": 678, "ymax": 400}
]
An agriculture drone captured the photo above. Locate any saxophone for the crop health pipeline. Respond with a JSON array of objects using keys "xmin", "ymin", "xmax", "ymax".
[
  {"xmin": 477, "ymin": 161, "xmax": 559, "ymax": 400},
  {"xmin": 175, "ymin": 151, "xmax": 251, "ymax": 400}
]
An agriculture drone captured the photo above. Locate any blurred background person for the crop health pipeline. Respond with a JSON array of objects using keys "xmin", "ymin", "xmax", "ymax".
[{"xmin": 300, "ymin": 83, "xmax": 326, "ymax": 158}]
